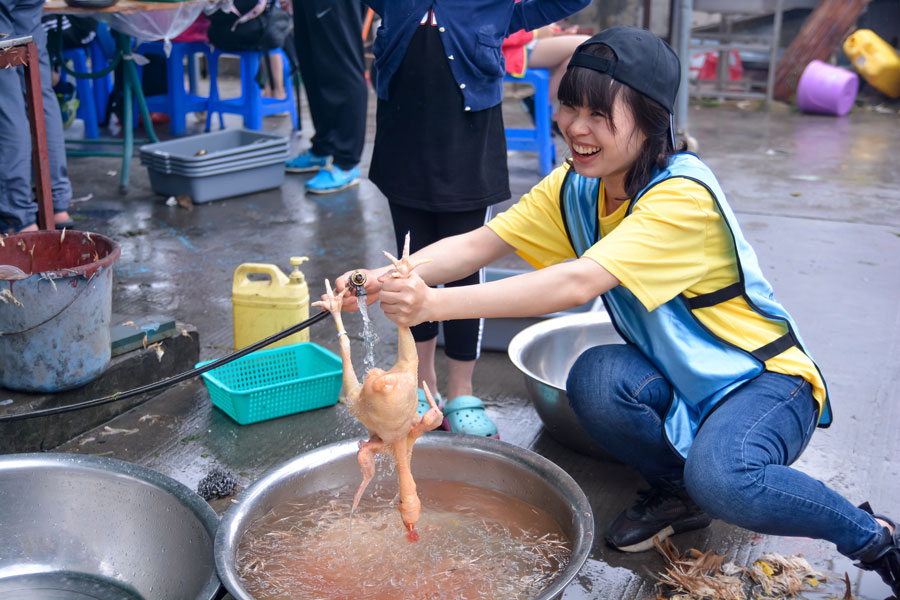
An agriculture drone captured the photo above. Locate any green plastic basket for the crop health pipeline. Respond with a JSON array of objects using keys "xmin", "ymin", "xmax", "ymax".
[{"xmin": 196, "ymin": 342, "xmax": 342, "ymax": 425}]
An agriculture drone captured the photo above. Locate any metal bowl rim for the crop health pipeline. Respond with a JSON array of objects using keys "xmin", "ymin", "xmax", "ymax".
[
  {"xmin": 507, "ymin": 311, "xmax": 613, "ymax": 390},
  {"xmin": 215, "ymin": 433, "xmax": 594, "ymax": 600},
  {"xmin": 0, "ymin": 452, "xmax": 221, "ymax": 600}
]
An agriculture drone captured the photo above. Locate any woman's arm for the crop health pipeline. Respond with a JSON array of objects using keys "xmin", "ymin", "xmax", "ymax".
[
  {"xmin": 509, "ymin": 0, "xmax": 591, "ymax": 34},
  {"xmin": 380, "ymin": 255, "xmax": 619, "ymax": 327},
  {"xmin": 333, "ymin": 225, "xmax": 516, "ymax": 308}
]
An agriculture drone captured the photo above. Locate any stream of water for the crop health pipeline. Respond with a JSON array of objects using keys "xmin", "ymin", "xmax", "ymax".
[{"xmin": 356, "ymin": 295, "xmax": 378, "ymax": 373}]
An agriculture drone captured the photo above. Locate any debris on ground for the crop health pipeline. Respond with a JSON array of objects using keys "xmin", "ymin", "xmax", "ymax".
[
  {"xmin": 652, "ymin": 537, "xmax": 843, "ymax": 599},
  {"xmin": 70, "ymin": 192, "xmax": 93, "ymax": 204},
  {"xmin": 197, "ymin": 467, "xmax": 238, "ymax": 500},
  {"xmin": 100, "ymin": 426, "xmax": 139, "ymax": 437},
  {"xmin": 0, "ymin": 289, "xmax": 22, "ymax": 307},
  {"xmin": 175, "ymin": 194, "xmax": 193, "ymax": 211}
]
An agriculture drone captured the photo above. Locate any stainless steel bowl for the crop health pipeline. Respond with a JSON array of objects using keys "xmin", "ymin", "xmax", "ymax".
[
  {"xmin": 508, "ymin": 312, "xmax": 624, "ymax": 459},
  {"xmin": 217, "ymin": 434, "xmax": 594, "ymax": 600},
  {"xmin": 0, "ymin": 453, "xmax": 220, "ymax": 600}
]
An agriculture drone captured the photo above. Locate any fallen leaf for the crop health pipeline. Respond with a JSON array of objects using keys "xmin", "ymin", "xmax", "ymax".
[
  {"xmin": 176, "ymin": 194, "xmax": 193, "ymax": 212},
  {"xmin": 121, "ymin": 320, "xmax": 137, "ymax": 327},
  {"xmin": 101, "ymin": 426, "xmax": 139, "ymax": 436}
]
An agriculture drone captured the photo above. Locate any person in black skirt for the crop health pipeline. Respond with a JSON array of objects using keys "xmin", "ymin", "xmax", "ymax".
[{"xmin": 364, "ymin": 0, "xmax": 590, "ymax": 435}]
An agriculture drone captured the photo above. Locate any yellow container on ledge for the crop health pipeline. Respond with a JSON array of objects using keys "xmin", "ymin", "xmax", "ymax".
[
  {"xmin": 843, "ymin": 29, "xmax": 900, "ymax": 99},
  {"xmin": 232, "ymin": 256, "xmax": 310, "ymax": 350}
]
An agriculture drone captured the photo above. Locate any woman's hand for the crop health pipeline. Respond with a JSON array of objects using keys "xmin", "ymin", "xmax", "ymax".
[{"xmin": 378, "ymin": 269, "xmax": 435, "ymax": 327}]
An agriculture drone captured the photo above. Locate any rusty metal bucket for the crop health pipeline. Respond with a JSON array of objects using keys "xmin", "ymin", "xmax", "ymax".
[{"xmin": 0, "ymin": 230, "xmax": 121, "ymax": 392}]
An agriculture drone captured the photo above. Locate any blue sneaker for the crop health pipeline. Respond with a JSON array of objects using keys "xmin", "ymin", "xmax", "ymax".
[
  {"xmin": 285, "ymin": 149, "xmax": 330, "ymax": 173},
  {"xmin": 305, "ymin": 165, "xmax": 360, "ymax": 194}
]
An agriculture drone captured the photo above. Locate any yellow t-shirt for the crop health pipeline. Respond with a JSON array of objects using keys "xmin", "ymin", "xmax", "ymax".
[{"xmin": 487, "ymin": 163, "xmax": 826, "ymax": 417}]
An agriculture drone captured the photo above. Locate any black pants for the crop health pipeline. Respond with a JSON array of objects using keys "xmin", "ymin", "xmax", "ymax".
[
  {"xmin": 388, "ymin": 203, "xmax": 491, "ymax": 362},
  {"xmin": 292, "ymin": 0, "xmax": 367, "ymax": 169}
]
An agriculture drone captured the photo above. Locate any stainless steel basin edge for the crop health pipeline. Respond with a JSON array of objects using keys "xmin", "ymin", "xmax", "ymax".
[{"xmin": 215, "ymin": 434, "xmax": 594, "ymax": 600}]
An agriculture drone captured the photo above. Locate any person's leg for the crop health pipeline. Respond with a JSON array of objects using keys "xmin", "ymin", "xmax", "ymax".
[
  {"xmin": 0, "ymin": 52, "xmax": 33, "ymax": 231},
  {"xmin": 293, "ymin": 0, "xmax": 365, "ymax": 170},
  {"xmin": 388, "ymin": 202, "xmax": 440, "ymax": 394},
  {"xmin": 567, "ymin": 343, "xmax": 685, "ymax": 479},
  {"xmin": 262, "ymin": 51, "xmax": 286, "ymax": 98},
  {"xmin": 685, "ymin": 371, "xmax": 889, "ymax": 560},
  {"xmin": 566, "ymin": 343, "xmax": 710, "ymax": 551},
  {"xmin": 526, "ymin": 34, "xmax": 589, "ymax": 100},
  {"xmin": 438, "ymin": 206, "xmax": 492, "ymax": 401},
  {"xmin": 0, "ymin": 0, "xmax": 46, "ymax": 232}
]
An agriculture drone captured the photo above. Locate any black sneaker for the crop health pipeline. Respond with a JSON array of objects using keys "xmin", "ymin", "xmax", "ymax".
[
  {"xmin": 605, "ymin": 485, "xmax": 712, "ymax": 553},
  {"xmin": 856, "ymin": 502, "xmax": 900, "ymax": 597}
]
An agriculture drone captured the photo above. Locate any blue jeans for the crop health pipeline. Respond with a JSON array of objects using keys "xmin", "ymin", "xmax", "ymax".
[
  {"xmin": 566, "ymin": 343, "xmax": 885, "ymax": 559},
  {"xmin": 0, "ymin": 0, "xmax": 72, "ymax": 231}
]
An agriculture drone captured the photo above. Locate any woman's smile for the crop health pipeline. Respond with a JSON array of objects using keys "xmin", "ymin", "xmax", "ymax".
[{"xmin": 571, "ymin": 142, "xmax": 601, "ymax": 158}]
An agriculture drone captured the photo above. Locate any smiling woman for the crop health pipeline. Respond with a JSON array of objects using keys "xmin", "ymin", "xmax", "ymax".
[{"xmin": 330, "ymin": 25, "xmax": 900, "ymax": 597}]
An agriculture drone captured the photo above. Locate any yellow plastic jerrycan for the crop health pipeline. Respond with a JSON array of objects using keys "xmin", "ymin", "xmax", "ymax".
[
  {"xmin": 843, "ymin": 29, "xmax": 900, "ymax": 99},
  {"xmin": 232, "ymin": 257, "xmax": 310, "ymax": 350}
]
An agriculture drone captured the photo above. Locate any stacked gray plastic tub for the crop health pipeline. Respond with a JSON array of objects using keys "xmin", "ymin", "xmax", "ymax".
[{"xmin": 140, "ymin": 130, "xmax": 290, "ymax": 204}]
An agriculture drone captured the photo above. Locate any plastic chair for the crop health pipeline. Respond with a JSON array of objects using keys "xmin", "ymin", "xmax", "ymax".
[
  {"xmin": 504, "ymin": 69, "xmax": 556, "ymax": 176},
  {"xmin": 205, "ymin": 48, "xmax": 298, "ymax": 131},
  {"xmin": 138, "ymin": 41, "xmax": 211, "ymax": 136},
  {"xmin": 60, "ymin": 47, "xmax": 99, "ymax": 138}
]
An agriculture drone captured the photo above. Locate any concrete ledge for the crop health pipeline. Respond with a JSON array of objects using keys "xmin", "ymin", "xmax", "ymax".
[{"xmin": 0, "ymin": 323, "xmax": 199, "ymax": 453}]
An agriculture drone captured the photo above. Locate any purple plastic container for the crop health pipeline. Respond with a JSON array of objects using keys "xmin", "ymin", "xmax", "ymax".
[{"xmin": 796, "ymin": 60, "xmax": 859, "ymax": 116}]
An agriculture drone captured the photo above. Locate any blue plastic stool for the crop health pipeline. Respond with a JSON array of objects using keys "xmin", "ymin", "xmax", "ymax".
[
  {"xmin": 60, "ymin": 47, "xmax": 100, "ymax": 138},
  {"xmin": 504, "ymin": 68, "xmax": 556, "ymax": 176},
  {"xmin": 137, "ymin": 41, "xmax": 211, "ymax": 136},
  {"xmin": 205, "ymin": 48, "xmax": 297, "ymax": 131}
]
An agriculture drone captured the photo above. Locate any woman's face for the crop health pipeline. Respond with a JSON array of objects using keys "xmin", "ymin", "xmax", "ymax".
[{"xmin": 556, "ymin": 94, "xmax": 646, "ymax": 182}]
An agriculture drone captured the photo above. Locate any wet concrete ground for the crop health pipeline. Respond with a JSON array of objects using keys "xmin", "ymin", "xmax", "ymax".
[{"xmin": 8, "ymin": 82, "xmax": 900, "ymax": 599}]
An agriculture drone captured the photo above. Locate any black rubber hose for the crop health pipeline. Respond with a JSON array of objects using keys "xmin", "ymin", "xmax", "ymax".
[{"xmin": 0, "ymin": 310, "xmax": 331, "ymax": 422}]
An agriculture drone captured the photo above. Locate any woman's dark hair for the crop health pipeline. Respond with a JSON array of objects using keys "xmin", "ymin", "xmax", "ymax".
[{"xmin": 557, "ymin": 43, "xmax": 687, "ymax": 200}]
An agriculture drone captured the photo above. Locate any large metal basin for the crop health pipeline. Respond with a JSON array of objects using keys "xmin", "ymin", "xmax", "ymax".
[
  {"xmin": 0, "ymin": 453, "xmax": 221, "ymax": 600},
  {"xmin": 508, "ymin": 312, "xmax": 624, "ymax": 459},
  {"xmin": 217, "ymin": 434, "xmax": 594, "ymax": 600}
]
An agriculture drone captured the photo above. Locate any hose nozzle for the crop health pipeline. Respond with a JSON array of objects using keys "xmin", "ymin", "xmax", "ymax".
[{"xmin": 348, "ymin": 271, "xmax": 367, "ymax": 297}]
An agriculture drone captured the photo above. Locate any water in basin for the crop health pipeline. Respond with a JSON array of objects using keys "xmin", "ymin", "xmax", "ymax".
[
  {"xmin": 0, "ymin": 571, "xmax": 143, "ymax": 600},
  {"xmin": 236, "ymin": 478, "xmax": 572, "ymax": 600}
]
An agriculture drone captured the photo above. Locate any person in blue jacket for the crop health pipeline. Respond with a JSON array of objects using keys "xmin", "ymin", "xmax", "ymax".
[
  {"xmin": 363, "ymin": 0, "xmax": 590, "ymax": 437},
  {"xmin": 337, "ymin": 26, "xmax": 900, "ymax": 596}
]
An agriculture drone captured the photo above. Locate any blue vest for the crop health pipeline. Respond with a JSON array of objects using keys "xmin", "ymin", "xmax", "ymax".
[{"xmin": 560, "ymin": 153, "xmax": 831, "ymax": 457}]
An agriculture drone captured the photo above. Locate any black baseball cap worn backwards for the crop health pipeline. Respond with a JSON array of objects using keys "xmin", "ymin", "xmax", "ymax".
[{"xmin": 567, "ymin": 26, "xmax": 681, "ymax": 114}]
